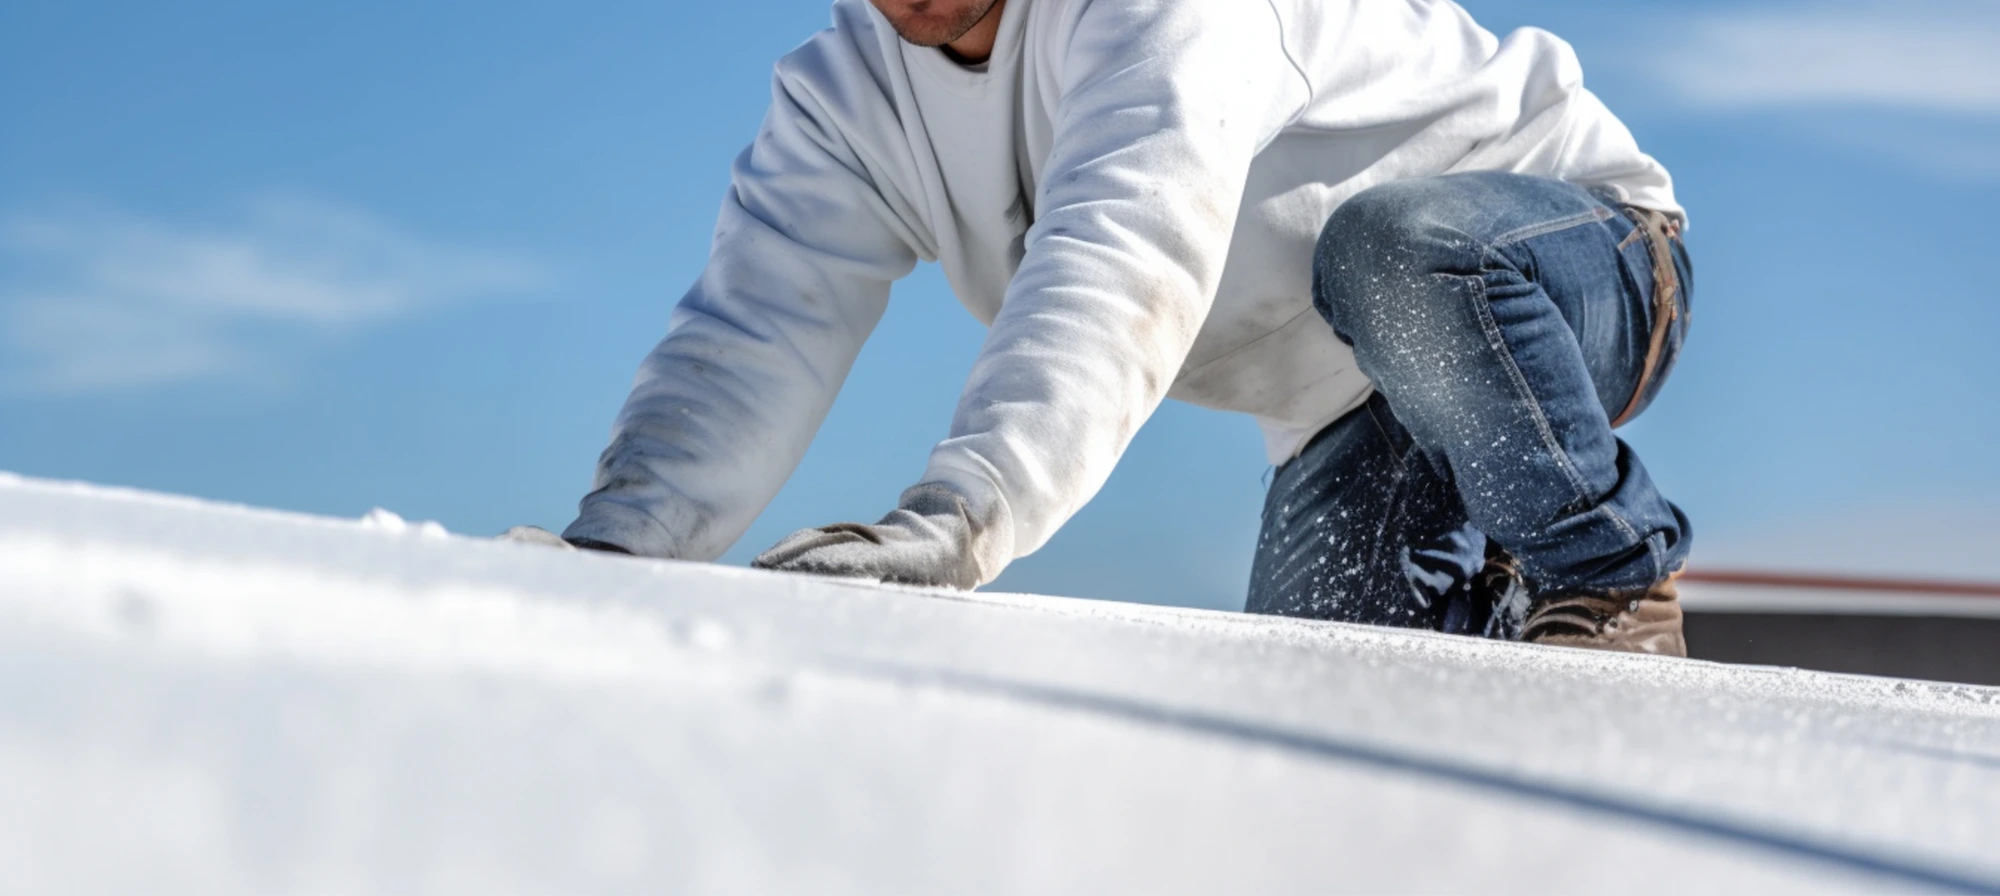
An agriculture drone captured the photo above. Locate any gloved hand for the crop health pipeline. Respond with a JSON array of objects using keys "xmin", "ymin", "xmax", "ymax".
[
  {"xmin": 498, "ymin": 526, "xmax": 632, "ymax": 555},
  {"xmin": 752, "ymin": 483, "xmax": 986, "ymax": 589}
]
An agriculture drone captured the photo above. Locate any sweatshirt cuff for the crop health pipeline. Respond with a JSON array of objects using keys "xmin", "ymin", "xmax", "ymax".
[
  {"xmin": 562, "ymin": 501, "xmax": 679, "ymax": 560},
  {"xmin": 917, "ymin": 461, "xmax": 1019, "ymax": 586}
]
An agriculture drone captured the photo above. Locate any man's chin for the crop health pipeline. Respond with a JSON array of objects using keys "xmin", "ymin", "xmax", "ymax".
[
  {"xmin": 886, "ymin": 19, "xmax": 967, "ymax": 48},
  {"xmin": 878, "ymin": 0, "xmax": 995, "ymax": 49}
]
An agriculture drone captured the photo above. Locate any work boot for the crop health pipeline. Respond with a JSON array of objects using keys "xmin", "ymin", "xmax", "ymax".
[{"xmin": 1520, "ymin": 575, "xmax": 1688, "ymax": 657}]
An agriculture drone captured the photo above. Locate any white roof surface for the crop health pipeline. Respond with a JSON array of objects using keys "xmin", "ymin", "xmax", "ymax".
[{"xmin": 3, "ymin": 472, "xmax": 1998, "ymax": 895}]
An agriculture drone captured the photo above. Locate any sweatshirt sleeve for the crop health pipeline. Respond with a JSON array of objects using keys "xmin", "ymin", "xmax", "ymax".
[
  {"xmin": 921, "ymin": 0, "xmax": 1309, "ymax": 581},
  {"xmin": 563, "ymin": 53, "xmax": 924, "ymax": 559}
]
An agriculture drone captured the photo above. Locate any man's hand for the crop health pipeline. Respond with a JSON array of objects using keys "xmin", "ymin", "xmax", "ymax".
[
  {"xmin": 752, "ymin": 483, "xmax": 984, "ymax": 589},
  {"xmin": 498, "ymin": 526, "xmax": 633, "ymax": 555}
]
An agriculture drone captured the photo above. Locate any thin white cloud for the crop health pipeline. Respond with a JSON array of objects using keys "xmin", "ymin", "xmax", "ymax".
[
  {"xmin": 1657, "ymin": 1, "xmax": 2000, "ymax": 114},
  {"xmin": 0, "ymin": 197, "xmax": 545, "ymax": 396},
  {"xmin": 1612, "ymin": 1, "xmax": 2000, "ymax": 179}
]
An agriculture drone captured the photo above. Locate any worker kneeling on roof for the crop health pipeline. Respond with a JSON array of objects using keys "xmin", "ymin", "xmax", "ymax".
[{"xmin": 515, "ymin": 0, "xmax": 1695, "ymax": 655}]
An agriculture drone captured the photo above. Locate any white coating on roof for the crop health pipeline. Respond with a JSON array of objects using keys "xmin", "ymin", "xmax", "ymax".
[{"xmin": 2, "ymin": 473, "xmax": 1997, "ymax": 894}]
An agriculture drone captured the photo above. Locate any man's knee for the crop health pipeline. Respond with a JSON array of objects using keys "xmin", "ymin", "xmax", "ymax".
[{"xmin": 1312, "ymin": 177, "xmax": 1486, "ymax": 346}]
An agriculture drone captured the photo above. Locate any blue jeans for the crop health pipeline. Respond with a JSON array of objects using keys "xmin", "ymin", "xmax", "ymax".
[{"xmin": 1246, "ymin": 172, "xmax": 1692, "ymax": 637}]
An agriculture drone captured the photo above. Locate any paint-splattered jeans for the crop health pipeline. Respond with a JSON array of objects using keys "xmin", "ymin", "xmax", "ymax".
[{"xmin": 1246, "ymin": 172, "xmax": 1692, "ymax": 637}]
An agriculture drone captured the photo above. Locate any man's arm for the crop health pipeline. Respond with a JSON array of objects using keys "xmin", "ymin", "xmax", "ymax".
[
  {"xmin": 562, "ymin": 46, "xmax": 923, "ymax": 559},
  {"xmin": 757, "ymin": 0, "xmax": 1307, "ymax": 586}
]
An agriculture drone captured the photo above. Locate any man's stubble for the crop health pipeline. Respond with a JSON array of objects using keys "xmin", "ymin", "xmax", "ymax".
[{"xmin": 869, "ymin": 0, "xmax": 1004, "ymax": 50}]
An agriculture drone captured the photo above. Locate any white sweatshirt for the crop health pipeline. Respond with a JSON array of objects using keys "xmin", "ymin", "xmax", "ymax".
[{"xmin": 564, "ymin": 0, "xmax": 1681, "ymax": 581}]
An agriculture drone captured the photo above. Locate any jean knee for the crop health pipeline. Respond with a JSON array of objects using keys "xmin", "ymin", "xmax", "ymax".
[{"xmin": 1313, "ymin": 179, "xmax": 1480, "ymax": 348}]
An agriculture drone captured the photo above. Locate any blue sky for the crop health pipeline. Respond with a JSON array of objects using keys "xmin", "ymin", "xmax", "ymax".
[{"xmin": 4, "ymin": 0, "xmax": 1998, "ymax": 609}]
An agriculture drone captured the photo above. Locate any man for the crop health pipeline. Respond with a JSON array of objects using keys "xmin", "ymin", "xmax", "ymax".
[{"xmin": 515, "ymin": 0, "xmax": 1693, "ymax": 654}]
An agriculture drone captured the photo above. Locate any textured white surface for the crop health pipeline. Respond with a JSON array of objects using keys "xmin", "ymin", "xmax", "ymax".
[{"xmin": 2, "ymin": 472, "xmax": 1998, "ymax": 895}]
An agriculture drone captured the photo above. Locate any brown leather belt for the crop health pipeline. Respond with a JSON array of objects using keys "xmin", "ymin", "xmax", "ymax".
[{"xmin": 1610, "ymin": 206, "xmax": 1684, "ymax": 428}]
